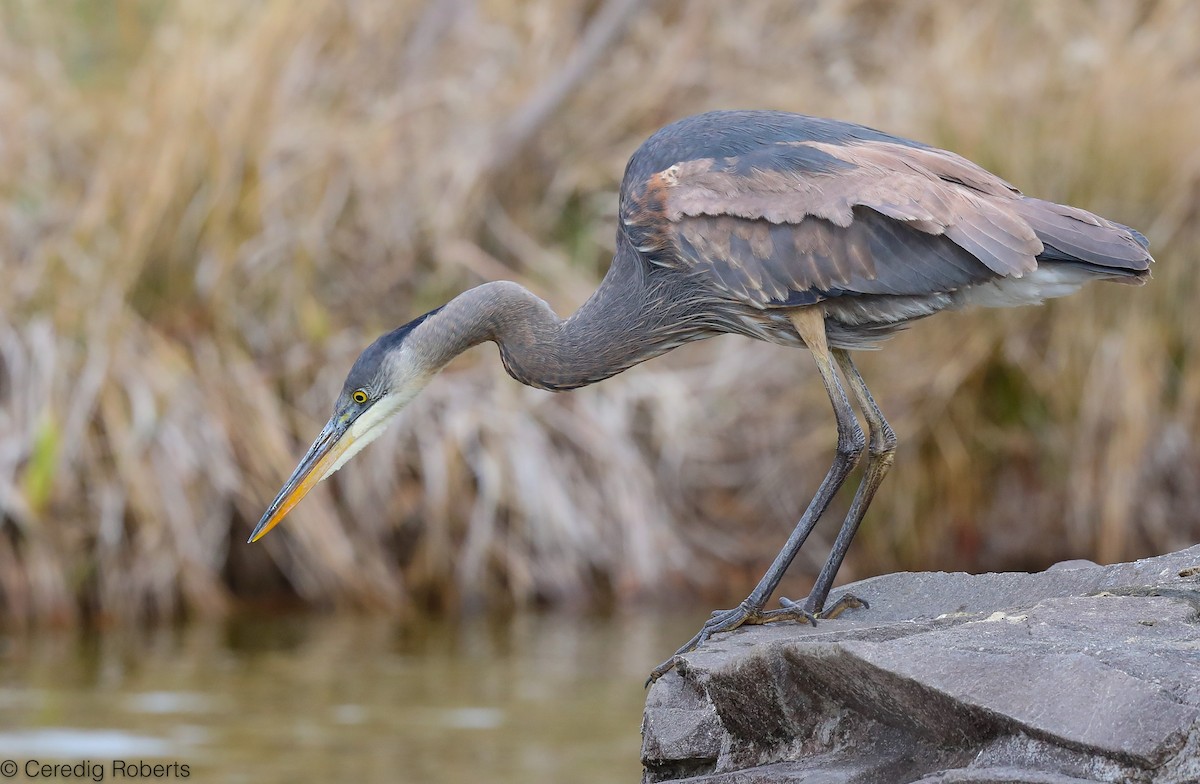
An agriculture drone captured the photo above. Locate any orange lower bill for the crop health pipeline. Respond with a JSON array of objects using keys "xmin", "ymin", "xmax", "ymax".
[{"xmin": 249, "ymin": 428, "xmax": 355, "ymax": 543}]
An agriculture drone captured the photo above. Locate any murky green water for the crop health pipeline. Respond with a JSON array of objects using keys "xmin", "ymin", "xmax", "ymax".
[{"xmin": 0, "ymin": 612, "xmax": 702, "ymax": 782}]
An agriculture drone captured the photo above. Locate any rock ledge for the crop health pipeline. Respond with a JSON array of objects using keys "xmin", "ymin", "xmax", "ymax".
[{"xmin": 642, "ymin": 546, "xmax": 1200, "ymax": 784}]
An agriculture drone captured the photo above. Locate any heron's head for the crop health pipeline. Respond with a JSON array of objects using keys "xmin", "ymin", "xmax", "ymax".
[{"xmin": 248, "ymin": 309, "xmax": 441, "ymax": 543}]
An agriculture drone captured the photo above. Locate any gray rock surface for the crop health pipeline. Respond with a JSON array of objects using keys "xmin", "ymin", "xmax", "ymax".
[{"xmin": 642, "ymin": 546, "xmax": 1200, "ymax": 784}]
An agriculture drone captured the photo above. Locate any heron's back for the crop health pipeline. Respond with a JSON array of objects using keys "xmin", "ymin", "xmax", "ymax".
[{"xmin": 615, "ymin": 111, "xmax": 1151, "ymax": 349}]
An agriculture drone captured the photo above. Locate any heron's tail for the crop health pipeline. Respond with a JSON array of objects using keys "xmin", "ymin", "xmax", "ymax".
[{"xmin": 1016, "ymin": 197, "xmax": 1153, "ymax": 284}]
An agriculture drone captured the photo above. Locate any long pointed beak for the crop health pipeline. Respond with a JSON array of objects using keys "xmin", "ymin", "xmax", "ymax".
[{"xmin": 249, "ymin": 415, "xmax": 355, "ymax": 543}]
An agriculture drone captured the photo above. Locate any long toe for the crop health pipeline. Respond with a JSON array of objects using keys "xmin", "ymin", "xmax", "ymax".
[
  {"xmin": 819, "ymin": 592, "xmax": 868, "ymax": 620},
  {"xmin": 646, "ymin": 598, "xmax": 835, "ymax": 685},
  {"xmin": 783, "ymin": 592, "xmax": 870, "ymax": 620},
  {"xmin": 770, "ymin": 598, "xmax": 819, "ymax": 626},
  {"xmin": 646, "ymin": 605, "xmax": 753, "ymax": 685}
]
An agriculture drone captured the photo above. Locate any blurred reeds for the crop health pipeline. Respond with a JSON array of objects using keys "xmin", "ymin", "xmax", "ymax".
[{"xmin": 0, "ymin": 0, "xmax": 1196, "ymax": 625}]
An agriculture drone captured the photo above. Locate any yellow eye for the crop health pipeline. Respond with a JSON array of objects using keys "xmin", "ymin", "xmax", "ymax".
[{"xmin": 352, "ymin": 389, "xmax": 369, "ymax": 404}]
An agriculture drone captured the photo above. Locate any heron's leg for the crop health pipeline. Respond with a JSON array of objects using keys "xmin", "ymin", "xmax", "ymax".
[
  {"xmin": 784, "ymin": 349, "xmax": 896, "ymax": 616},
  {"xmin": 647, "ymin": 309, "xmax": 865, "ymax": 684}
]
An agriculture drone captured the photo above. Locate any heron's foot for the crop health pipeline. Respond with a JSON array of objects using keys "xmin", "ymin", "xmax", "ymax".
[
  {"xmin": 646, "ymin": 601, "xmax": 817, "ymax": 686},
  {"xmin": 778, "ymin": 592, "xmax": 869, "ymax": 620}
]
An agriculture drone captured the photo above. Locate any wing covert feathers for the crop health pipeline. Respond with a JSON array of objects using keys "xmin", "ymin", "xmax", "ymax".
[{"xmin": 622, "ymin": 134, "xmax": 1151, "ymax": 309}]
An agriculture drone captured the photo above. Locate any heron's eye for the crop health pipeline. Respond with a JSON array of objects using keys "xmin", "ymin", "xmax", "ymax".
[{"xmin": 352, "ymin": 389, "xmax": 369, "ymax": 405}]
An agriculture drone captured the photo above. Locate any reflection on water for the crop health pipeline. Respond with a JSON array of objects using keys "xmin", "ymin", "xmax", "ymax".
[
  {"xmin": 0, "ymin": 729, "xmax": 174, "ymax": 757},
  {"xmin": 0, "ymin": 612, "xmax": 701, "ymax": 782}
]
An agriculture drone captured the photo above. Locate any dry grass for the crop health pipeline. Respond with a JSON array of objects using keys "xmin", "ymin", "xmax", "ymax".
[{"xmin": 0, "ymin": 0, "xmax": 1196, "ymax": 624}]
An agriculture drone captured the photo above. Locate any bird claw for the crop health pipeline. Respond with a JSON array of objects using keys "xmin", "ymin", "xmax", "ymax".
[
  {"xmin": 778, "ymin": 591, "xmax": 870, "ymax": 620},
  {"xmin": 645, "ymin": 600, "xmax": 820, "ymax": 687},
  {"xmin": 646, "ymin": 593, "xmax": 871, "ymax": 686}
]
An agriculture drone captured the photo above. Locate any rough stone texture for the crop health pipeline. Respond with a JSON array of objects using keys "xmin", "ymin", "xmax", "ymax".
[{"xmin": 642, "ymin": 546, "xmax": 1200, "ymax": 784}]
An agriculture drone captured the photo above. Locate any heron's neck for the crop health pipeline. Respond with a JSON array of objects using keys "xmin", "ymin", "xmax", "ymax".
[{"xmin": 412, "ymin": 249, "xmax": 688, "ymax": 390}]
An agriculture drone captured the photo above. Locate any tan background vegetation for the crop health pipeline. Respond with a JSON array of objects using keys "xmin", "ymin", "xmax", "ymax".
[{"xmin": 0, "ymin": 0, "xmax": 1196, "ymax": 625}]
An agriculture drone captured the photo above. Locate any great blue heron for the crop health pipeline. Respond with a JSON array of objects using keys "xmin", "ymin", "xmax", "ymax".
[{"xmin": 249, "ymin": 110, "xmax": 1151, "ymax": 682}]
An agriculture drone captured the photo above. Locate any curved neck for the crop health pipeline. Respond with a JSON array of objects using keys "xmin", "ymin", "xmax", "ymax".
[{"xmin": 410, "ymin": 246, "xmax": 695, "ymax": 390}]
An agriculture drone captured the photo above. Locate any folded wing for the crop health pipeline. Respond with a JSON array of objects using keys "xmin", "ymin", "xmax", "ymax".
[{"xmin": 621, "ymin": 136, "xmax": 1150, "ymax": 310}]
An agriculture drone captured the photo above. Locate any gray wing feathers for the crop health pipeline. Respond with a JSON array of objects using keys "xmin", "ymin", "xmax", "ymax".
[
  {"xmin": 675, "ymin": 209, "xmax": 999, "ymax": 306},
  {"xmin": 643, "ymin": 138, "xmax": 1149, "ymax": 308},
  {"xmin": 1015, "ymin": 197, "xmax": 1151, "ymax": 270}
]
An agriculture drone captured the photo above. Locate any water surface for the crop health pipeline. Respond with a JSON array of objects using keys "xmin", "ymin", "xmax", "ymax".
[{"xmin": 0, "ymin": 612, "xmax": 702, "ymax": 782}]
